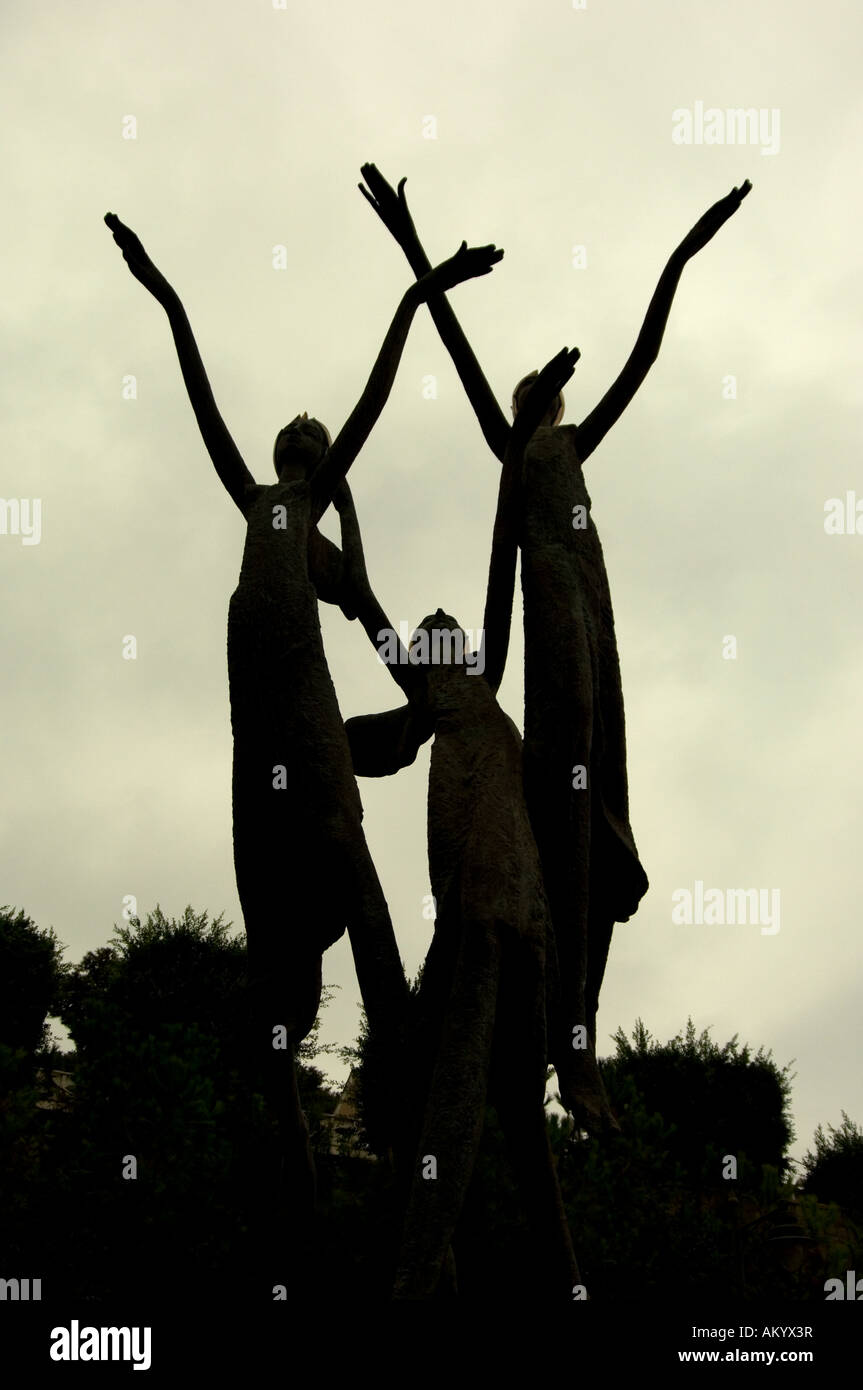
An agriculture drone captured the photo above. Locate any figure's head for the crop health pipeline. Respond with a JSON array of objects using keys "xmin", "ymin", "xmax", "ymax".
[
  {"xmin": 410, "ymin": 609, "xmax": 481, "ymax": 703},
  {"xmin": 412, "ymin": 609, "xmax": 465, "ymax": 649},
  {"xmin": 273, "ymin": 414, "xmax": 331, "ymax": 479},
  {"xmin": 511, "ymin": 371, "xmax": 565, "ymax": 427}
]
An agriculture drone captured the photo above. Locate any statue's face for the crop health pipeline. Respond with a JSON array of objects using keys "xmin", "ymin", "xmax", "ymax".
[
  {"xmin": 511, "ymin": 376, "xmax": 564, "ymax": 427},
  {"xmin": 411, "ymin": 609, "xmax": 471, "ymax": 698},
  {"xmin": 273, "ymin": 415, "xmax": 330, "ymax": 478}
]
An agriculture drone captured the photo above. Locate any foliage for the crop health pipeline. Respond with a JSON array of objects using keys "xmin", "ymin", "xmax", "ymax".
[
  {"xmin": 800, "ymin": 1111, "xmax": 863, "ymax": 1225},
  {"xmin": 0, "ymin": 905, "xmax": 68, "ymax": 1072},
  {"xmin": 6, "ymin": 909, "xmax": 862, "ymax": 1304},
  {"xmin": 4, "ymin": 904, "xmax": 340, "ymax": 1300},
  {"xmin": 601, "ymin": 1017, "xmax": 796, "ymax": 1183}
]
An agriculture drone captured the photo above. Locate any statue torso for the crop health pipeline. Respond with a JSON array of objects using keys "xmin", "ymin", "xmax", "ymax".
[
  {"xmin": 521, "ymin": 424, "xmax": 606, "ymax": 602},
  {"xmin": 236, "ymin": 479, "xmax": 313, "ymax": 592},
  {"xmin": 427, "ymin": 679, "xmax": 544, "ymax": 941},
  {"xmin": 519, "ymin": 424, "xmax": 648, "ymax": 919}
]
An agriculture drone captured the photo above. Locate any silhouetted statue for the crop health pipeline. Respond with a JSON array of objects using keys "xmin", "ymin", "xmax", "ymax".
[
  {"xmin": 358, "ymin": 166, "xmax": 751, "ymax": 1128},
  {"xmin": 104, "ymin": 211, "xmax": 503, "ymax": 1281},
  {"xmin": 342, "ymin": 350, "xmax": 584, "ymax": 1298}
]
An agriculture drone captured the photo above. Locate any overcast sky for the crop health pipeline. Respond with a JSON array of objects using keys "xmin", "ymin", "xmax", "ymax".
[{"xmin": 2, "ymin": 0, "xmax": 861, "ymax": 1166}]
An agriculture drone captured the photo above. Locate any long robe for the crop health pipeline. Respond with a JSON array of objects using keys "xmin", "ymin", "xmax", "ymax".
[
  {"xmin": 395, "ymin": 666, "xmax": 578, "ymax": 1297},
  {"xmin": 520, "ymin": 425, "xmax": 648, "ymax": 1110},
  {"xmin": 227, "ymin": 478, "xmax": 367, "ymax": 1041},
  {"xmin": 228, "ymin": 478, "xmax": 409, "ymax": 1288}
]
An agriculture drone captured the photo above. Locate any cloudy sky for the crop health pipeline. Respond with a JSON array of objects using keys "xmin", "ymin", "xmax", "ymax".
[{"xmin": 2, "ymin": 0, "xmax": 860, "ymax": 1167}]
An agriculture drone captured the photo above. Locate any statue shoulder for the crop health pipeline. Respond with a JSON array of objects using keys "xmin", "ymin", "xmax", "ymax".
[
  {"xmin": 238, "ymin": 481, "xmax": 267, "ymax": 520},
  {"xmin": 556, "ymin": 423, "xmax": 586, "ymax": 471}
]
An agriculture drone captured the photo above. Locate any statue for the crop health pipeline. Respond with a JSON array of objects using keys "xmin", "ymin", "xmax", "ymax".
[
  {"xmin": 103, "ymin": 211, "xmax": 503, "ymax": 1279},
  {"xmin": 342, "ymin": 350, "xmax": 585, "ymax": 1298},
  {"xmin": 356, "ymin": 166, "xmax": 752, "ymax": 1127}
]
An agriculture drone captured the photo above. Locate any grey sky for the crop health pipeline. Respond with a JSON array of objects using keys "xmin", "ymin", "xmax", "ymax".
[{"xmin": 2, "ymin": 0, "xmax": 861, "ymax": 1165}]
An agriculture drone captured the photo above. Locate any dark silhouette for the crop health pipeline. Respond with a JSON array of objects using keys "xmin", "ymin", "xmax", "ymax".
[
  {"xmin": 0, "ymin": 906, "xmax": 65, "ymax": 1074},
  {"xmin": 104, "ymin": 212, "xmax": 503, "ymax": 1280},
  {"xmin": 801, "ymin": 1112, "xmax": 863, "ymax": 1227},
  {"xmin": 341, "ymin": 351, "xmax": 585, "ymax": 1297},
  {"xmin": 357, "ymin": 165, "xmax": 751, "ymax": 1127},
  {"xmin": 0, "ymin": 905, "xmax": 847, "ymax": 1311}
]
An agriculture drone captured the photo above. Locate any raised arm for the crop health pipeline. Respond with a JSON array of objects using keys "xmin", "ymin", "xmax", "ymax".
[
  {"xmin": 359, "ymin": 165, "xmax": 511, "ymax": 463},
  {"xmin": 330, "ymin": 480, "xmax": 418, "ymax": 699},
  {"xmin": 309, "ymin": 240, "xmax": 503, "ymax": 524},
  {"xmin": 104, "ymin": 213, "xmax": 255, "ymax": 513},
  {"xmin": 332, "ymin": 480, "xmax": 434, "ymax": 775},
  {"xmin": 306, "ymin": 525, "xmax": 360, "ymax": 620},
  {"xmin": 575, "ymin": 180, "xmax": 752, "ymax": 464},
  {"xmin": 480, "ymin": 348, "xmax": 580, "ymax": 694}
]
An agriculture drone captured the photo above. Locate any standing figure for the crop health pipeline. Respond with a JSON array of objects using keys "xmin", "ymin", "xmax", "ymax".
[
  {"xmin": 357, "ymin": 166, "xmax": 751, "ymax": 1127},
  {"xmin": 104, "ymin": 212, "xmax": 502, "ymax": 1278},
  {"xmin": 342, "ymin": 352, "xmax": 585, "ymax": 1298}
]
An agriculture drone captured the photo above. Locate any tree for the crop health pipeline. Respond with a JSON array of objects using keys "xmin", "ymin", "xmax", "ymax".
[
  {"xmin": 601, "ymin": 1018, "xmax": 796, "ymax": 1183},
  {"xmin": 0, "ymin": 905, "xmax": 67, "ymax": 1076},
  {"xmin": 48, "ymin": 904, "xmax": 342, "ymax": 1301},
  {"xmin": 800, "ymin": 1112, "xmax": 863, "ymax": 1226}
]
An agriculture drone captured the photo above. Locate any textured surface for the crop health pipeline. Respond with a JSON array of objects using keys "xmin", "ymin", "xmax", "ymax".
[
  {"xmin": 520, "ymin": 424, "xmax": 649, "ymax": 1123},
  {"xmin": 393, "ymin": 646, "xmax": 579, "ymax": 1298},
  {"xmin": 229, "ymin": 479, "xmax": 364, "ymax": 1035}
]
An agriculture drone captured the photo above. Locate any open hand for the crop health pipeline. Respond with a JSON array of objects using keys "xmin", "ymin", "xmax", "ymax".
[
  {"xmin": 359, "ymin": 164, "xmax": 417, "ymax": 248},
  {"xmin": 511, "ymin": 346, "xmax": 580, "ymax": 443},
  {"xmin": 677, "ymin": 179, "xmax": 752, "ymax": 261},
  {"xmin": 417, "ymin": 241, "xmax": 504, "ymax": 299},
  {"xmin": 104, "ymin": 212, "xmax": 174, "ymax": 303}
]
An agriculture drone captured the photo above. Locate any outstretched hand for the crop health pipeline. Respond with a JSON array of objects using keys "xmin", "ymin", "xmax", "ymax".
[
  {"xmin": 677, "ymin": 179, "xmax": 752, "ymax": 261},
  {"xmin": 417, "ymin": 241, "xmax": 503, "ymax": 299},
  {"xmin": 359, "ymin": 164, "xmax": 417, "ymax": 249},
  {"xmin": 511, "ymin": 346, "xmax": 580, "ymax": 445},
  {"xmin": 104, "ymin": 212, "xmax": 174, "ymax": 304}
]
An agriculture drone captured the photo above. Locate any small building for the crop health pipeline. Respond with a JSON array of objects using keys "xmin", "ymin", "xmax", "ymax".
[{"xmin": 319, "ymin": 1069, "xmax": 375, "ymax": 1160}]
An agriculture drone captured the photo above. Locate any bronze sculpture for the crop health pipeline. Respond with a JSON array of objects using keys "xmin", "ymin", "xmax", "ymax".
[
  {"xmin": 103, "ymin": 165, "xmax": 753, "ymax": 1294},
  {"xmin": 104, "ymin": 210, "xmax": 503, "ymax": 1281},
  {"xmin": 342, "ymin": 351, "xmax": 585, "ymax": 1296},
  {"xmin": 357, "ymin": 166, "xmax": 751, "ymax": 1127}
]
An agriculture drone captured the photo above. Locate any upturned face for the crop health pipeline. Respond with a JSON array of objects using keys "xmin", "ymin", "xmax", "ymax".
[
  {"xmin": 511, "ymin": 375, "xmax": 564, "ymax": 427},
  {"xmin": 273, "ymin": 415, "xmax": 330, "ymax": 479},
  {"xmin": 410, "ymin": 609, "xmax": 473, "ymax": 705}
]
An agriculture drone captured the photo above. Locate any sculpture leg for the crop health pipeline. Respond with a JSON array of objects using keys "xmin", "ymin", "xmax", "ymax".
[
  {"xmin": 526, "ymin": 732, "xmax": 613, "ymax": 1129},
  {"xmin": 245, "ymin": 1027, "xmax": 316, "ymax": 1299},
  {"xmin": 392, "ymin": 922, "xmax": 501, "ymax": 1299},
  {"xmin": 492, "ymin": 935, "xmax": 583, "ymax": 1300},
  {"xmin": 342, "ymin": 832, "xmax": 410, "ymax": 1153},
  {"xmin": 232, "ymin": 748, "xmax": 330, "ymax": 1292},
  {"xmin": 494, "ymin": 1087, "xmax": 582, "ymax": 1298},
  {"xmin": 522, "ymin": 550, "xmax": 615, "ymax": 1131}
]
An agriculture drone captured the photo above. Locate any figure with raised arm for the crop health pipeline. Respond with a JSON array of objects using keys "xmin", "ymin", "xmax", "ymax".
[
  {"xmin": 340, "ymin": 350, "xmax": 586, "ymax": 1298},
  {"xmin": 104, "ymin": 211, "xmax": 502, "ymax": 1283},
  {"xmin": 358, "ymin": 166, "xmax": 751, "ymax": 1128}
]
